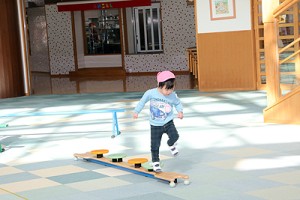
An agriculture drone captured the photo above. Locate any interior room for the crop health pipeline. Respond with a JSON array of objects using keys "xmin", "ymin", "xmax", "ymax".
[{"xmin": 1, "ymin": 0, "xmax": 300, "ymax": 199}]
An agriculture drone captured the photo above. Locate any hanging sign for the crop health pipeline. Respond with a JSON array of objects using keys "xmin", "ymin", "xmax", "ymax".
[{"xmin": 57, "ymin": 0, "xmax": 151, "ymax": 11}]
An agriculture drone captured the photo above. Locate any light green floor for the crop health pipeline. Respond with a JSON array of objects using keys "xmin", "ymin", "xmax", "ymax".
[{"xmin": 1, "ymin": 90, "xmax": 300, "ymax": 200}]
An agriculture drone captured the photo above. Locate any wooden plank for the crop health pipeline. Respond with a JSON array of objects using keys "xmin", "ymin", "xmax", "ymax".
[
  {"xmin": 273, "ymin": 0, "xmax": 298, "ymax": 18},
  {"xmin": 263, "ymin": 0, "xmax": 281, "ymax": 105},
  {"xmin": 74, "ymin": 152, "xmax": 190, "ymax": 186},
  {"xmin": 197, "ymin": 30, "xmax": 256, "ymax": 91}
]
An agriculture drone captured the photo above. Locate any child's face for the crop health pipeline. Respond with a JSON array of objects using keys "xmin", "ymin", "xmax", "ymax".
[{"xmin": 160, "ymin": 85, "xmax": 174, "ymax": 96}]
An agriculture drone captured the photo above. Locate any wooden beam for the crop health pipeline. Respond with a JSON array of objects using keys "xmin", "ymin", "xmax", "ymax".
[
  {"xmin": 263, "ymin": 0, "xmax": 281, "ymax": 106},
  {"xmin": 273, "ymin": 0, "xmax": 298, "ymax": 18}
]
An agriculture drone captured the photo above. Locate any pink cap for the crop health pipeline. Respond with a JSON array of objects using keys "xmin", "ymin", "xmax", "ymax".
[{"xmin": 157, "ymin": 71, "xmax": 175, "ymax": 83}]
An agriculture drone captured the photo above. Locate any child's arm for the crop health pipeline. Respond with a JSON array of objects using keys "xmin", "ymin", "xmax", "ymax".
[
  {"xmin": 173, "ymin": 92, "xmax": 183, "ymax": 119},
  {"xmin": 133, "ymin": 90, "xmax": 151, "ymax": 119},
  {"xmin": 133, "ymin": 112, "xmax": 139, "ymax": 119},
  {"xmin": 177, "ymin": 111, "xmax": 183, "ymax": 119}
]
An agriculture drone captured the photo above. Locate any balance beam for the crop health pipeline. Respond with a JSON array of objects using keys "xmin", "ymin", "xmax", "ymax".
[{"xmin": 0, "ymin": 108, "xmax": 125, "ymax": 138}]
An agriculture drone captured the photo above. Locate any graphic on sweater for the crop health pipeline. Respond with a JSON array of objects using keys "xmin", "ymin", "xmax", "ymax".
[{"xmin": 150, "ymin": 100, "xmax": 172, "ymax": 120}]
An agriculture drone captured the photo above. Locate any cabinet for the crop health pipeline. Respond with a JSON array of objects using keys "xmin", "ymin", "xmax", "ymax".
[{"xmin": 84, "ymin": 9, "xmax": 121, "ymax": 55}]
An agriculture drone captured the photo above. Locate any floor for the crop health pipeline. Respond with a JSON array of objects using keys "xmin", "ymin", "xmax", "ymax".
[{"xmin": 1, "ymin": 75, "xmax": 300, "ymax": 200}]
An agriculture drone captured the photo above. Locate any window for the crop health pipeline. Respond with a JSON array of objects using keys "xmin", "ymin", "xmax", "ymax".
[
  {"xmin": 126, "ymin": 3, "xmax": 163, "ymax": 54},
  {"xmin": 83, "ymin": 9, "xmax": 121, "ymax": 55}
]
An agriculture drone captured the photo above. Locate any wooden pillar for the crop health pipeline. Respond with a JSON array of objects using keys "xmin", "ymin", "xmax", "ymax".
[
  {"xmin": 262, "ymin": 0, "xmax": 281, "ymax": 106},
  {"xmin": 0, "ymin": 0, "xmax": 25, "ymax": 98}
]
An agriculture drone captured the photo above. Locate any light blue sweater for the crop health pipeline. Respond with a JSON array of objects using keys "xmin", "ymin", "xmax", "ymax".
[{"xmin": 134, "ymin": 88, "xmax": 183, "ymax": 126}]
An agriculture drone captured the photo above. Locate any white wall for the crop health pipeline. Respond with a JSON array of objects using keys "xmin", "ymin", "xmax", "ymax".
[{"xmin": 196, "ymin": 0, "xmax": 251, "ymax": 33}]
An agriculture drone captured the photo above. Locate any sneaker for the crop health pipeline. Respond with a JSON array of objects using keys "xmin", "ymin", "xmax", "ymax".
[
  {"xmin": 169, "ymin": 143, "xmax": 179, "ymax": 156},
  {"xmin": 152, "ymin": 162, "xmax": 162, "ymax": 172}
]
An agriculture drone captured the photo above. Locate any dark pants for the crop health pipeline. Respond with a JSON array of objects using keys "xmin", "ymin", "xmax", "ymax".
[{"xmin": 150, "ymin": 120, "xmax": 179, "ymax": 162}]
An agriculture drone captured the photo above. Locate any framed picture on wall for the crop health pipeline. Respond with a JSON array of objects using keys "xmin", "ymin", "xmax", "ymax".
[{"xmin": 209, "ymin": 0, "xmax": 236, "ymax": 20}]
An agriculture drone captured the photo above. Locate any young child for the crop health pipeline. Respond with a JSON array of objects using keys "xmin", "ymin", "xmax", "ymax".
[{"xmin": 133, "ymin": 71, "xmax": 183, "ymax": 172}]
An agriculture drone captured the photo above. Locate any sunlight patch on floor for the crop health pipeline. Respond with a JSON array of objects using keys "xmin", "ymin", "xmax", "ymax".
[{"xmin": 235, "ymin": 156, "xmax": 300, "ymax": 171}]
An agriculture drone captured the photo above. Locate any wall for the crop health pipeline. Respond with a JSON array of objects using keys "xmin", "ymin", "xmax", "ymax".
[
  {"xmin": 27, "ymin": 7, "xmax": 50, "ymax": 73},
  {"xmin": 45, "ymin": 74, "xmax": 193, "ymax": 94},
  {"xmin": 197, "ymin": 0, "xmax": 251, "ymax": 33},
  {"xmin": 124, "ymin": 0, "xmax": 196, "ymax": 72},
  {"xmin": 45, "ymin": 4, "xmax": 75, "ymax": 75},
  {"xmin": 125, "ymin": 75, "xmax": 193, "ymax": 91},
  {"xmin": 195, "ymin": 0, "xmax": 256, "ymax": 91},
  {"xmin": 44, "ymin": 0, "xmax": 195, "ymax": 74}
]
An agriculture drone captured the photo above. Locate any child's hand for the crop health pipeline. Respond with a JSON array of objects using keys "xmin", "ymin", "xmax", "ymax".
[
  {"xmin": 177, "ymin": 112, "xmax": 183, "ymax": 119},
  {"xmin": 133, "ymin": 112, "xmax": 139, "ymax": 119}
]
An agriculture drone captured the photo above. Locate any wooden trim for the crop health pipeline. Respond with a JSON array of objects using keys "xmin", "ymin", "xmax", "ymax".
[
  {"xmin": 194, "ymin": 0, "xmax": 200, "ymax": 90},
  {"xmin": 50, "ymin": 74, "xmax": 70, "ymax": 78},
  {"xmin": 279, "ymin": 37, "xmax": 300, "ymax": 54},
  {"xmin": 32, "ymin": 71, "xmax": 51, "ymax": 75},
  {"xmin": 81, "ymin": 11, "xmax": 88, "ymax": 55},
  {"xmin": 44, "ymin": 5, "xmax": 52, "ymax": 75},
  {"xmin": 251, "ymin": 0, "xmax": 258, "ymax": 90},
  {"xmin": 71, "ymin": 11, "xmax": 79, "ymax": 71},
  {"xmin": 186, "ymin": 48, "xmax": 197, "ymax": 78},
  {"xmin": 119, "ymin": 8, "xmax": 127, "ymax": 92},
  {"xmin": 279, "ymin": 49, "xmax": 300, "ymax": 64},
  {"xmin": 254, "ymin": 0, "xmax": 265, "ymax": 90},
  {"xmin": 70, "ymin": 75, "xmax": 126, "ymax": 81},
  {"xmin": 263, "ymin": 0, "xmax": 282, "ymax": 105},
  {"xmin": 273, "ymin": 0, "xmax": 298, "ymax": 18},
  {"xmin": 69, "ymin": 67, "xmax": 126, "ymax": 77},
  {"xmin": 264, "ymin": 86, "xmax": 300, "ymax": 124},
  {"xmin": 127, "ymin": 71, "xmax": 190, "ymax": 76},
  {"xmin": 120, "ymin": 8, "xmax": 125, "ymax": 70},
  {"xmin": 122, "ymin": 8, "xmax": 129, "ymax": 55}
]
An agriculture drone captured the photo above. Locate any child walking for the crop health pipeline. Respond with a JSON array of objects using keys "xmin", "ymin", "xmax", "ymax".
[{"xmin": 133, "ymin": 71, "xmax": 183, "ymax": 172}]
